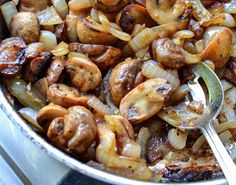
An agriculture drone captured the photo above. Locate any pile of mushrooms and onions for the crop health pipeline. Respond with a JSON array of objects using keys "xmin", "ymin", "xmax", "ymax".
[{"xmin": 1, "ymin": 0, "xmax": 236, "ymax": 182}]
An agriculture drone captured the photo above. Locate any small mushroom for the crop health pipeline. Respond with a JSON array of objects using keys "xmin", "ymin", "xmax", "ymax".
[
  {"xmin": 69, "ymin": 43, "xmax": 121, "ymax": 70},
  {"xmin": 37, "ymin": 103, "xmax": 68, "ymax": 126},
  {"xmin": 90, "ymin": 0, "xmax": 130, "ymax": 13},
  {"xmin": 116, "ymin": 4, "xmax": 156, "ymax": 33},
  {"xmin": 77, "ymin": 17, "xmax": 118, "ymax": 45},
  {"xmin": 146, "ymin": 0, "xmax": 190, "ymax": 28},
  {"xmin": 109, "ymin": 58, "xmax": 143, "ymax": 106},
  {"xmin": 47, "ymin": 84, "xmax": 89, "ymax": 107},
  {"xmin": 10, "ymin": 12, "xmax": 40, "ymax": 44},
  {"xmin": 120, "ymin": 78, "xmax": 172, "ymax": 124},
  {"xmin": 47, "ymin": 106, "xmax": 97, "ymax": 155},
  {"xmin": 66, "ymin": 57, "xmax": 102, "ymax": 92},
  {"xmin": 47, "ymin": 57, "xmax": 66, "ymax": 86},
  {"xmin": 152, "ymin": 38, "xmax": 185, "ymax": 69},
  {"xmin": 19, "ymin": 0, "xmax": 48, "ymax": 13}
]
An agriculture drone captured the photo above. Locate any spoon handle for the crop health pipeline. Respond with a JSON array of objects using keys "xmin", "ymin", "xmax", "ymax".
[{"xmin": 201, "ymin": 121, "xmax": 236, "ymax": 185}]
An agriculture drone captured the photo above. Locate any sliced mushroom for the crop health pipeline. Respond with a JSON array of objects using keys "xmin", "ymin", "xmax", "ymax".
[
  {"xmin": 77, "ymin": 17, "xmax": 118, "ymax": 45},
  {"xmin": 66, "ymin": 57, "xmax": 102, "ymax": 92},
  {"xmin": 10, "ymin": 12, "xmax": 40, "ymax": 44},
  {"xmin": 47, "ymin": 84, "xmax": 90, "ymax": 107},
  {"xmin": 47, "ymin": 117, "xmax": 67, "ymax": 149},
  {"xmin": 37, "ymin": 103, "xmax": 68, "ymax": 126},
  {"xmin": 152, "ymin": 38, "xmax": 185, "ymax": 69},
  {"xmin": 47, "ymin": 57, "xmax": 66, "ymax": 86},
  {"xmin": 116, "ymin": 4, "xmax": 156, "ymax": 33},
  {"xmin": 19, "ymin": 0, "xmax": 49, "ymax": 13},
  {"xmin": 109, "ymin": 58, "xmax": 143, "ymax": 106},
  {"xmin": 0, "ymin": 37, "xmax": 26, "ymax": 75},
  {"xmin": 120, "ymin": 78, "xmax": 172, "ymax": 123},
  {"xmin": 23, "ymin": 52, "xmax": 52, "ymax": 82},
  {"xmin": 223, "ymin": 60, "xmax": 236, "ymax": 86},
  {"xmin": 64, "ymin": 106, "xmax": 97, "ymax": 154},
  {"xmin": 90, "ymin": 0, "xmax": 130, "ymax": 13},
  {"xmin": 146, "ymin": 0, "xmax": 190, "ymax": 28},
  {"xmin": 152, "ymin": 38, "xmax": 201, "ymax": 69},
  {"xmin": 25, "ymin": 42, "xmax": 45, "ymax": 59},
  {"xmin": 200, "ymin": 27, "xmax": 233, "ymax": 68},
  {"xmin": 69, "ymin": 43, "xmax": 121, "ymax": 70}
]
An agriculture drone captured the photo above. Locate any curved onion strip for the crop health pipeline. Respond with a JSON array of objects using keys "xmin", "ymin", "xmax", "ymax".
[
  {"xmin": 88, "ymin": 96, "xmax": 113, "ymax": 116},
  {"xmin": 0, "ymin": 1, "xmax": 18, "ymax": 30},
  {"xmin": 192, "ymin": 121, "xmax": 236, "ymax": 153},
  {"xmin": 37, "ymin": 6, "xmax": 63, "ymax": 26},
  {"xmin": 32, "ymin": 78, "xmax": 48, "ymax": 102},
  {"xmin": 168, "ymin": 128, "xmax": 188, "ymax": 150},
  {"xmin": 18, "ymin": 107, "xmax": 43, "ymax": 132},
  {"xmin": 90, "ymin": 8, "xmax": 99, "ymax": 22},
  {"xmin": 67, "ymin": 52, "xmax": 90, "ymax": 59},
  {"xmin": 98, "ymin": 11, "xmax": 131, "ymax": 41},
  {"xmin": 182, "ymin": 50, "xmax": 201, "ymax": 64},
  {"xmin": 66, "ymin": 15, "xmax": 79, "ymax": 42},
  {"xmin": 39, "ymin": 30, "xmax": 57, "ymax": 51},
  {"xmin": 51, "ymin": 0, "xmax": 68, "ymax": 19},
  {"xmin": 142, "ymin": 60, "xmax": 180, "ymax": 90},
  {"xmin": 51, "ymin": 41, "xmax": 70, "ymax": 57},
  {"xmin": 129, "ymin": 23, "xmax": 179, "ymax": 52},
  {"xmin": 131, "ymin": 24, "xmax": 146, "ymax": 37},
  {"xmin": 219, "ymin": 13, "xmax": 236, "ymax": 27},
  {"xmin": 173, "ymin": 30, "xmax": 195, "ymax": 39},
  {"xmin": 137, "ymin": 127, "xmax": 151, "ymax": 159},
  {"xmin": 169, "ymin": 84, "xmax": 190, "ymax": 104}
]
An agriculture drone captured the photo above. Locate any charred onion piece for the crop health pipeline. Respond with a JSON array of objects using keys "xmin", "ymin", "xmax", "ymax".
[
  {"xmin": 116, "ymin": 4, "xmax": 156, "ymax": 33},
  {"xmin": 11, "ymin": 12, "xmax": 40, "ymax": 44},
  {"xmin": 77, "ymin": 17, "xmax": 118, "ymax": 45},
  {"xmin": 109, "ymin": 58, "xmax": 143, "ymax": 106},
  {"xmin": 69, "ymin": 43, "xmax": 121, "ymax": 70},
  {"xmin": 66, "ymin": 56, "xmax": 102, "ymax": 92},
  {"xmin": 120, "ymin": 78, "xmax": 172, "ymax": 123}
]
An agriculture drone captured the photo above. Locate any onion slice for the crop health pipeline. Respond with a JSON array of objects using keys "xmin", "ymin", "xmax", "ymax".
[
  {"xmin": 51, "ymin": 0, "xmax": 68, "ymax": 19},
  {"xmin": 98, "ymin": 11, "xmax": 131, "ymax": 41},
  {"xmin": 142, "ymin": 60, "xmax": 180, "ymax": 90},
  {"xmin": 51, "ymin": 41, "xmax": 70, "ymax": 57},
  {"xmin": 88, "ymin": 96, "xmax": 113, "ymax": 116}
]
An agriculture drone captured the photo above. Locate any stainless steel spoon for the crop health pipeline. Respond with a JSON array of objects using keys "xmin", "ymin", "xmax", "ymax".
[{"xmin": 179, "ymin": 62, "xmax": 236, "ymax": 185}]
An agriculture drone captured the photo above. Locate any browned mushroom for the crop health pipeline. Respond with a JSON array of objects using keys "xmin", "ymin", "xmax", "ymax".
[
  {"xmin": 66, "ymin": 56, "xmax": 102, "ymax": 92},
  {"xmin": 90, "ymin": 0, "xmax": 130, "ymax": 13},
  {"xmin": 77, "ymin": 17, "xmax": 118, "ymax": 45},
  {"xmin": 37, "ymin": 103, "xmax": 68, "ymax": 126},
  {"xmin": 120, "ymin": 78, "xmax": 172, "ymax": 124},
  {"xmin": 47, "ymin": 106, "xmax": 97, "ymax": 155},
  {"xmin": 146, "ymin": 0, "xmax": 190, "ymax": 29},
  {"xmin": 23, "ymin": 52, "xmax": 52, "ymax": 82},
  {"xmin": 54, "ymin": 22, "xmax": 67, "ymax": 42},
  {"xmin": 19, "ymin": 0, "xmax": 49, "ymax": 13},
  {"xmin": 0, "ymin": 37, "xmax": 26, "ymax": 76},
  {"xmin": 47, "ymin": 83, "xmax": 90, "ymax": 107},
  {"xmin": 116, "ymin": 4, "xmax": 156, "ymax": 33},
  {"xmin": 152, "ymin": 38, "xmax": 185, "ymax": 69},
  {"xmin": 47, "ymin": 57, "xmax": 66, "ymax": 86},
  {"xmin": 109, "ymin": 58, "xmax": 143, "ymax": 106},
  {"xmin": 69, "ymin": 43, "xmax": 121, "ymax": 70},
  {"xmin": 152, "ymin": 38, "xmax": 201, "ymax": 69},
  {"xmin": 223, "ymin": 60, "xmax": 236, "ymax": 86},
  {"xmin": 25, "ymin": 42, "xmax": 45, "ymax": 59},
  {"xmin": 10, "ymin": 12, "xmax": 40, "ymax": 44}
]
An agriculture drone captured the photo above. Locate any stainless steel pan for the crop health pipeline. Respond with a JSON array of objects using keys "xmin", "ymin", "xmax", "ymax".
[{"xmin": 0, "ymin": 2, "xmax": 227, "ymax": 184}]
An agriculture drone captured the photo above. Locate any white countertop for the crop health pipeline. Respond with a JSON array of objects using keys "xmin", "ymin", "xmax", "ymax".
[{"xmin": 0, "ymin": 108, "xmax": 70, "ymax": 185}]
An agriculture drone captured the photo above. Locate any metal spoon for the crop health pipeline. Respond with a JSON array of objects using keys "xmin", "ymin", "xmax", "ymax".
[{"xmin": 179, "ymin": 62, "xmax": 236, "ymax": 184}]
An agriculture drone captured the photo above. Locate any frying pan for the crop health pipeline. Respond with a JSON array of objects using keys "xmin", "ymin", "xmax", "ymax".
[{"xmin": 0, "ymin": 1, "xmax": 227, "ymax": 184}]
